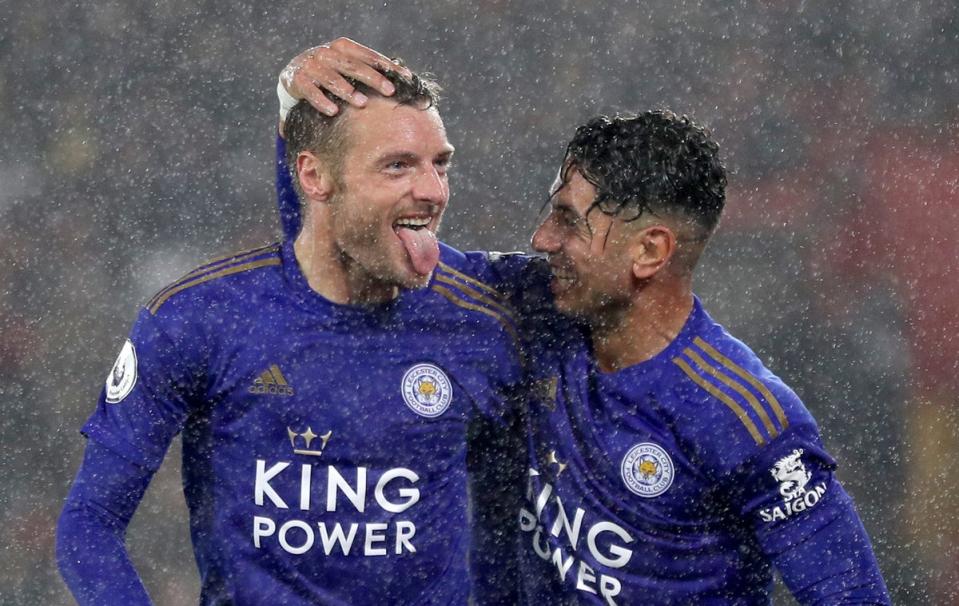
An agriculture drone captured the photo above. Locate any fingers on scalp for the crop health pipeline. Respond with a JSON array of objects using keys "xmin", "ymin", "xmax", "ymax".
[
  {"xmin": 336, "ymin": 57, "xmax": 392, "ymax": 94},
  {"xmin": 323, "ymin": 75, "xmax": 360, "ymax": 103},
  {"xmin": 305, "ymin": 88, "xmax": 339, "ymax": 116},
  {"xmin": 368, "ymin": 53, "xmax": 411, "ymax": 79},
  {"xmin": 332, "ymin": 36, "xmax": 411, "ymax": 79}
]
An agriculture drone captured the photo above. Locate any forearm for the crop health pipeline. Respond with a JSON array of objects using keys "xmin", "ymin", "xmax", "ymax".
[
  {"xmin": 56, "ymin": 442, "xmax": 155, "ymax": 606},
  {"xmin": 276, "ymin": 134, "xmax": 301, "ymax": 242},
  {"xmin": 467, "ymin": 409, "xmax": 527, "ymax": 605},
  {"xmin": 770, "ymin": 485, "xmax": 890, "ymax": 605}
]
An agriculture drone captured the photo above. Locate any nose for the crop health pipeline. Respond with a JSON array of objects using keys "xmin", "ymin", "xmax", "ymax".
[
  {"xmin": 412, "ymin": 166, "xmax": 449, "ymax": 207},
  {"xmin": 532, "ymin": 214, "xmax": 560, "ymax": 253}
]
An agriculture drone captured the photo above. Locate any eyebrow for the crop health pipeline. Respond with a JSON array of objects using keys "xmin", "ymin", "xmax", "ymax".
[
  {"xmin": 377, "ymin": 147, "xmax": 455, "ymax": 164},
  {"xmin": 551, "ymin": 200, "xmax": 583, "ymax": 221}
]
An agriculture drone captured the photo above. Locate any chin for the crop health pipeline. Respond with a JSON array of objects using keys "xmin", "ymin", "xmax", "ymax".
[
  {"xmin": 553, "ymin": 291, "xmax": 592, "ymax": 320},
  {"xmin": 402, "ymin": 275, "xmax": 432, "ymax": 290},
  {"xmin": 393, "ymin": 268, "xmax": 433, "ymax": 290}
]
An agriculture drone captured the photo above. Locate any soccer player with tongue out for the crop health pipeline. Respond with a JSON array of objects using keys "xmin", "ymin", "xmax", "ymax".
[
  {"xmin": 58, "ymin": 41, "xmax": 524, "ymax": 605},
  {"xmin": 285, "ymin": 77, "xmax": 449, "ymax": 300}
]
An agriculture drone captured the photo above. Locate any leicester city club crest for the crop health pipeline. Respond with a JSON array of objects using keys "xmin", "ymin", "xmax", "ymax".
[
  {"xmin": 621, "ymin": 442, "xmax": 674, "ymax": 498},
  {"xmin": 401, "ymin": 364, "xmax": 453, "ymax": 418}
]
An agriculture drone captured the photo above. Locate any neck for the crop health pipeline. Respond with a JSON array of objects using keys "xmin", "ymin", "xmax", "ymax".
[
  {"xmin": 589, "ymin": 279, "xmax": 694, "ymax": 373},
  {"xmin": 293, "ymin": 223, "xmax": 398, "ymax": 305}
]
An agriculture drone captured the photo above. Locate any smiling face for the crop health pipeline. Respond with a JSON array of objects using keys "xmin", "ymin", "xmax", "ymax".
[
  {"xmin": 531, "ymin": 166, "xmax": 637, "ymax": 321},
  {"xmin": 327, "ymin": 96, "xmax": 454, "ymax": 290}
]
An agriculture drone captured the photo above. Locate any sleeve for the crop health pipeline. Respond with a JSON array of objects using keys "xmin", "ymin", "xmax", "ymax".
[
  {"xmin": 467, "ymin": 389, "xmax": 528, "ymax": 605},
  {"xmin": 56, "ymin": 441, "xmax": 156, "ymax": 605},
  {"xmin": 481, "ymin": 251, "xmax": 553, "ymax": 315},
  {"xmin": 59, "ymin": 307, "xmax": 206, "ymax": 603},
  {"xmin": 82, "ymin": 308, "xmax": 203, "ymax": 470},
  {"xmin": 728, "ymin": 413, "xmax": 891, "ymax": 604},
  {"xmin": 276, "ymin": 133, "xmax": 302, "ymax": 241}
]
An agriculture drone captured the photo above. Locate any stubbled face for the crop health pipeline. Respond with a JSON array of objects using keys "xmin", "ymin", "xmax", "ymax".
[
  {"xmin": 531, "ymin": 168, "xmax": 635, "ymax": 321},
  {"xmin": 329, "ymin": 96, "xmax": 454, "ymax": 289}
]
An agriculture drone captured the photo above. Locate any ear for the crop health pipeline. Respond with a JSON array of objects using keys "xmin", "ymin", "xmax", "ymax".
[
  {"xmin": 296, "ymin": 151, "xmax": 336, "ymax": 203},
  {"xmin": 631, "ymin": 225, "xmax": 677, "ymax": 280}
]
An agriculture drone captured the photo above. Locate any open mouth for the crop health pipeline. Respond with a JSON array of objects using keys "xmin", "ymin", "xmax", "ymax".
[
  {"xmin": 394, "ymin": 216, "xmax": 439, "ymax": 276},
  {"xmin": 549, "ymin": 262, "xmax": 575, "ymax": 281},
  {"xmin": 393, "ymin": 216, "xmax": 432, "ymax": 232}
]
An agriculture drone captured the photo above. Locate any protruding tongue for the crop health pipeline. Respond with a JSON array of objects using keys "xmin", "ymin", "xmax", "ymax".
[{"xmin": 396, "ymin": 227, "xmax": 440, "ymax": 276}]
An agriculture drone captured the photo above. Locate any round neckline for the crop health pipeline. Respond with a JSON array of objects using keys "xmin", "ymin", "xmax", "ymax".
[
  {"xmin": 591, "ymin": 296, "xmax": 704, "ymax": 382},
  {"xmin": 279, "ymin": 239, "xmax": 407, "ymax": 323}
]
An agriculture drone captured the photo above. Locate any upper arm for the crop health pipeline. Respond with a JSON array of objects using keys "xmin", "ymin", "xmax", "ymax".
[{"xmin": 82, "ymin": 308, "xmax": 204, "ymax": 471}]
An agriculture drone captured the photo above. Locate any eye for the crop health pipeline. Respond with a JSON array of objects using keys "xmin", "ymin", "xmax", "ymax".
[
  {"xmin": 434, "ymin": 157, "xmax": 453, "ymax": 174},
  {"xmin": 556, "ymin": 208, "xmax": 579, "ymax": 228},
  {"xmin": 382, "ymin": 159, "xmax": 412, "ymax": 176}
]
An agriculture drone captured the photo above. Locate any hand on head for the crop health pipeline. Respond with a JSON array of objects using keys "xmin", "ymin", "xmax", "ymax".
[{"xmin": 279, "ymin": 37, "xmax": 411, "ymax": 124}]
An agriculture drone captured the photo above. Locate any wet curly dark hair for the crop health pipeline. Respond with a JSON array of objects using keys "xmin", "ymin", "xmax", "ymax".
[{"xmin": 563, "ymin": 110, "xmax": 726, "ymax": 234}]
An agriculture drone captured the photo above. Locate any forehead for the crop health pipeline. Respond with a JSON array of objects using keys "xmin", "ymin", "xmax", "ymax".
[
  {"xmin": 553, "ymin": 167, "xmax": 598, "ymax": 214},
  {"xmin": 342, "ymin": 97, "xmax": 451, "ymax": 160}
]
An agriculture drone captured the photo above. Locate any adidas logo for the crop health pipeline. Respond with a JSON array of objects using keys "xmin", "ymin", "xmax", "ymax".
[{"xmin": 249, "ymin": 364, "xmax": 294, "ymax": 396}]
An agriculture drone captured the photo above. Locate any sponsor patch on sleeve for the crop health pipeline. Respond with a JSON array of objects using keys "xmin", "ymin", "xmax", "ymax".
[{"xmin": 758, "ymin": 448, "xmax": 828, "ymax": 523}]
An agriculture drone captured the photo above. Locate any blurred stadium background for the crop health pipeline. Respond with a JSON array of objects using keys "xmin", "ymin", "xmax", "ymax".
[{"xmin": 1, "ymin": 1, "xmax": 956, "ymax": 603}]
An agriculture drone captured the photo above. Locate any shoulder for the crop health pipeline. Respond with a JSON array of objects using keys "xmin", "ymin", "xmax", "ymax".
[
  {"xmin": 435, "ymin": 244, "xmax": 537, "ymax": 290},
  {"xmin": 429, "ymin": 244, "xmax": 522, "ymax": 348},
  {"xmin": 144, "ymin": 243, "xmax": 283, "ymax": 320},
  {"xmin": 666, "ymin": 323, "xmax": 819, "ymax": 473},
  {"xmin": 438, "ymin": 244, "xmax": 554, "ymax": 318}
]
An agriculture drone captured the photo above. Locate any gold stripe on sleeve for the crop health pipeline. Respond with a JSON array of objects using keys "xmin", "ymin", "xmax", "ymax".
[
  {"xmin": 683, "ymin": 348, "xmax": 779, "ymax": 440},
  {"xmin": 434, "ymin": 273, "xmax": 517, "ymax": 324},
  {"xmin": 673, "ymin": 356, "xmax": 766, "ymax": 446},
  {"xmin": 436, "ymin": 262, "xmax": 507, "ymax": 301},
  {"xmin": 693, "ymin": 337, "xmax": 789, "ymax": 431},
  {"xmin": 147, "ymin": 244, "xmax": 280, "ymax": 310},
  {"xmin": 430, "ymin": 284, "xmax": 520, "ymax": 348},
  {"xmin": 148, "ymin": 257, "xmax": 281, "ymax": 315}
]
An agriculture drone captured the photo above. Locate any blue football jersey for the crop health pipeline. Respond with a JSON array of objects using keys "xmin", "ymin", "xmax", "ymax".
[
  {"xmin": 489, "ymin": 257, "xmax": 888, "ymax": 605},
  {"xmin": 81, "ymin": 240, "xmax": 522, "ymax": 605}
]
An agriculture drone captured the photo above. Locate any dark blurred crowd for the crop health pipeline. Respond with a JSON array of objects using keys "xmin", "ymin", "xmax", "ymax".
[{"xmin": 1, "ymin": 1, "xmax": 956, "ymax": 604}]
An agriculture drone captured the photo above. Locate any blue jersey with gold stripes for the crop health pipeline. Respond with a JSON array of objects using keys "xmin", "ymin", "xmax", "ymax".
[
  {"xmin": 512, "ymin": 285, "xmax": 889, "ymax": 604},
  {"xmin": 71, "ymin": 240, "xmax": 522, "ymax": 605}
]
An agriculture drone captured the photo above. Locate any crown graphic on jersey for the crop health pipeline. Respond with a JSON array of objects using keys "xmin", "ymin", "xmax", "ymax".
[
  {"xmin": 287, "ymin": 426, "xmax": 333, "ymax": 457},
  {"xmin": 249, "ymin": 364, "xmax": 295, "ymax": 396}
]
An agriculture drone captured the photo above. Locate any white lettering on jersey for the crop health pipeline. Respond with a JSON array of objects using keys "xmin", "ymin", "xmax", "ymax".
[
  {"xmin": 759, "ymin": 449, "xmax": 829, "ymax": 524},
  {"xmin": 251, "ymin": 460, "xmax": 423, "ymax": 558},
  {"xmin": 520, "ymin": 468, "xmax": 633, "ymax": 605}
]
